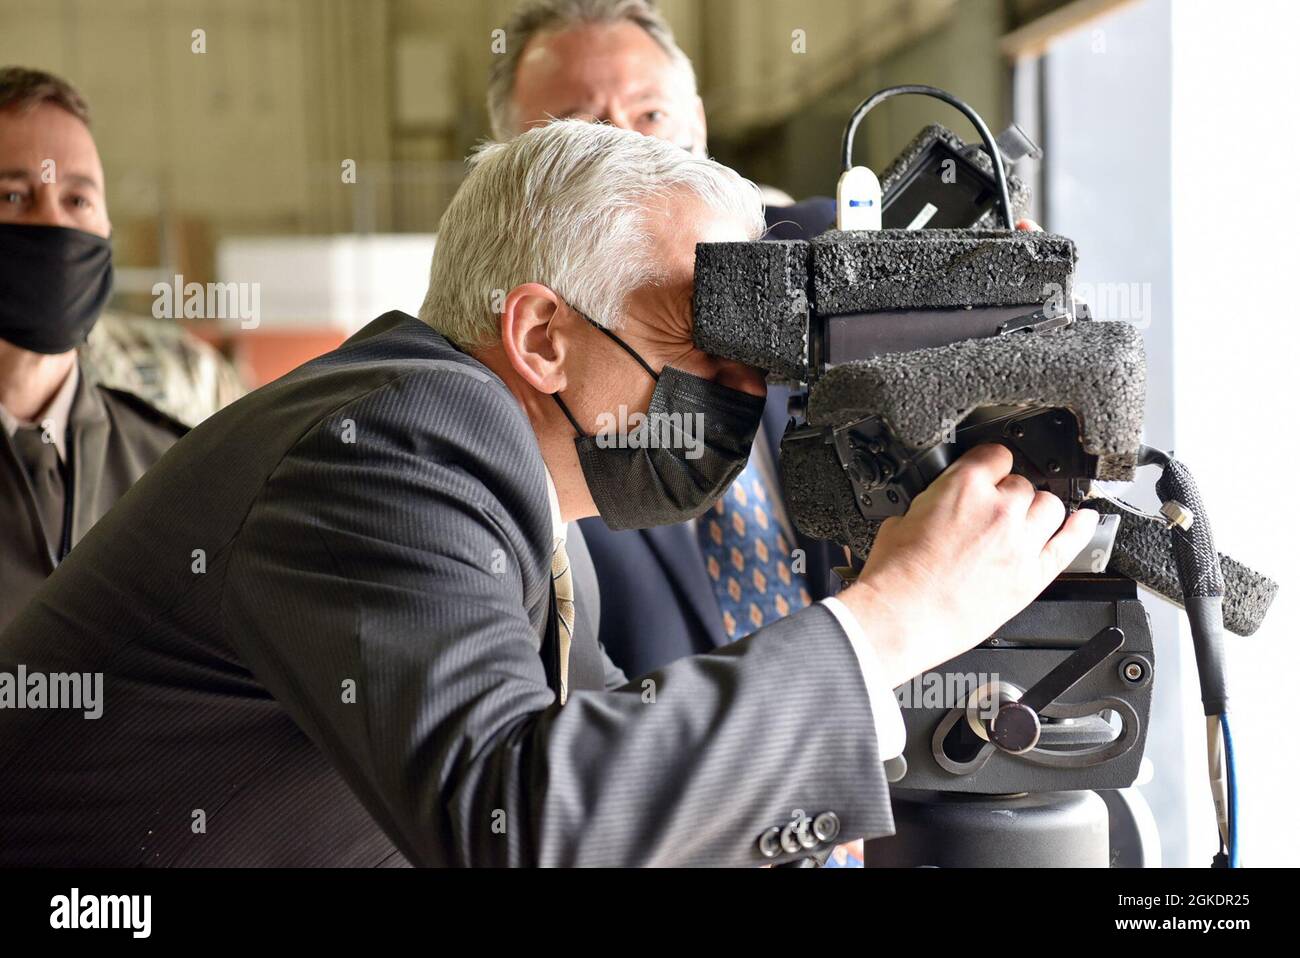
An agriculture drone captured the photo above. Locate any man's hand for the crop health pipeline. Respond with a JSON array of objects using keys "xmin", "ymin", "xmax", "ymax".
[{"xmin": 836, "ymin": 443, "xmax": 1099, "ymax": 688}]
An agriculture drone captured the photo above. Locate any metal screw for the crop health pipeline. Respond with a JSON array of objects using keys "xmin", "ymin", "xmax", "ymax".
[
  {"xmin": 1008, "ymin": 423, "xmax": 1025, "ymax": 439},
  {"xmin": 1122, "ymin": 661, "xmax": 1145, "ymax": 683},
  {"xmin": 1047, "ymin": 460, "xmax": 1061, "ymax": 474}
]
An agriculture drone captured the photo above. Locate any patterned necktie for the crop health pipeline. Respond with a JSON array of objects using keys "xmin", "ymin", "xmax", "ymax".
[
  {"xmin": 12, "ymin": 423, "xmax": 66, "ymax": 559},
  {"xmin": 551, "ymin": 537, "xmax": 575, "ymax": 705},
  {"xmin": 697, "ymin": 457, "xmax": 811, "ymax": 641},
  {"xmin": 701, "ymin": 466, "xmax": 862, "ymax": 869},
  {"xmin": 822, "ymin": 838, "xmax": 865, "ymax": 867}
]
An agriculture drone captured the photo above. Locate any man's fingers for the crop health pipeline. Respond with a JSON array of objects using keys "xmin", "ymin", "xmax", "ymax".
[
  {"xmin": 1039, "ymin": 507, "xmax": 1101, "ymax": 579},
  {"xmin": 947, "ymin": 443, "xmax": 1014, "ymax": 483},
  {"xmin": 996, "ymin": 472, "xmax": 1036, "ymax": 509},
  {"xmin": 1025, "ymin": 489, "xmax": 1067, "ymax": 540}
]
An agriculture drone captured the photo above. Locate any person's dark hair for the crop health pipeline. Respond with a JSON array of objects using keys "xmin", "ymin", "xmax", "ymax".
[{"xmin": 0, "ymin": 66, "xmax": 92, "ymax": 125}]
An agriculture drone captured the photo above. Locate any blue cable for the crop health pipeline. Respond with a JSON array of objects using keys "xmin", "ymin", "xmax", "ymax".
[{"xmin": 1220, "ymin": 713, "xmax": 1239, "ymax": 867}]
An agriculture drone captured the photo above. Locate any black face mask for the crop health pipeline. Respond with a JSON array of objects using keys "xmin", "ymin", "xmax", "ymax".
[
  {"xmin": 0, "ymin": 222, "xmax": 113, "ymax": 354},
  {"xmin": 554, "ymin": 311, "xmax": 766, "ymax": 531}
]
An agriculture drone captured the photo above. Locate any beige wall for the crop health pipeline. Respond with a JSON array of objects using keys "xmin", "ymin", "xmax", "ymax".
[
  {"xmin": 706, "ymin": 0, "xmax": 1013, "ymax": 199},
  {"xmin": 1, "ymin": 0, "xmax": 1017, "ymax": 276},
  {"xmin": 698, "ymin": 0, "xmax": 958, "ymax": 138},
  {"xmin": 1, "ymin": 0, "xmax": 394, "ymax": 280}
]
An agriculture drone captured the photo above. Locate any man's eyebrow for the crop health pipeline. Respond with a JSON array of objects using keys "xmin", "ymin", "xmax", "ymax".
[
  {"xmin": 63, "ymin": 172, "xmax": 102, "ymax": 191},
  {"xmin": 552, "ymin": 103, "xmax": 601, "ymax": 120},
  {"xmin": 0, "ymin": 168, "xmax": 101, "ymax": 191},
  {"xmin": 553, "ymin": 90, "xmax": 664, "ymax": 119}
]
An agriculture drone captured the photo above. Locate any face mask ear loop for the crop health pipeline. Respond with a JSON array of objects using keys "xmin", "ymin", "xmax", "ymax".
[
  {"xmin": 576, "ymin": 310, "xmax": 660, "ymax": 382},
  {"xmin": 552, "ymin": 392, "xmax": 587, "ymax": 437}
]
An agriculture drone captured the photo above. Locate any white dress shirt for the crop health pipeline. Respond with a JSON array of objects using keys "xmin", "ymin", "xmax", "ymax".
[{"xmin": 543, "ymin": 467, "xmax": 905, "ymax": 760}]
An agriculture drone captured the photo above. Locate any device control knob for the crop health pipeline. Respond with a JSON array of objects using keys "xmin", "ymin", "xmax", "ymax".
[{"xmin": 988, "ymin": 701, "xmax": 1041, "ymax": 753}]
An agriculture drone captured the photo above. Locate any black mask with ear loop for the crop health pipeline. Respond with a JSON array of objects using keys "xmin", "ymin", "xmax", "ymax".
[
  {"xmin": 553, "ymin": 311, "xmax": 766, "ymax": 531},
  {"xmin": 0, "ymin": 223, "xmax": 113, "ymax": 354}
]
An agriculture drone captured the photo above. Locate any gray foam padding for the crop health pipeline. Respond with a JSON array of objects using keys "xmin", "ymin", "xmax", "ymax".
[
  {"xmin": 693, "ymin": 239, "xmax": 809, "ymax": 381},
  {"xmin": 779, "ymin": 466, "xmax": 1277, "ymax": 639},
  {"xmin": 811, "ymin": 229, "xmax": 1076, "ymax": 316},
  {"xmin": 779, "ymin": 434, "xmax": 883, "ymax": 558},
  {"xmin": 1090, "ymin": 500, "xmax": 1278, "ymax": 637},
  {"xmin": 780, "ymin": 321, "xmax": 1144, "ymax": 571},
  {"xmin": 878, "ymin": 123, "xmax": 1032, "ymax": 230},
  {"xmin": 692, "ymin": 230, "xmax": 1077, "ymax": 381},
  {"xmin": 806, "ymin": 320, "xmax": 1146, "ymax": 481}
]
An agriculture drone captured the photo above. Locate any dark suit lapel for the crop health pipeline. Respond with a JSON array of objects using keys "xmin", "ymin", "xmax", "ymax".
[
  {"xmin": 643, "ymin": 523, "xmax": 727, "ymax": 647},
  {"xmin": 0, "ymin": 431, "xmax": 56, "ymax": 574},
  {"xmin": 68, "ymin": 373, "xmax": 110, "ymax": 546}
]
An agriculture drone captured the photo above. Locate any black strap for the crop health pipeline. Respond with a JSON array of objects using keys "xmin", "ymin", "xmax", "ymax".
[
  {"xmin": 552, "ymin": 305, "xmax": 659, "ymax": 438},
  {"xmin": 577, "ymin": 310, "xmax": 659, "ymax": 381},
  {"xmin": 552, "ymin": 393, "xmax": 586, "ymax": 436}
]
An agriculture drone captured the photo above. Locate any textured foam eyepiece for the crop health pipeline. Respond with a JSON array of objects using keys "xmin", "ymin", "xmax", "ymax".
[
  {"xmin": 1091, "ymin": 500, "xmax": 1278, "ymax": 637},
  {"xmin": 693, "ymin": 239, "xmax": 810, "ymax": 381},
  {"xmin": 779, "ymin": 433, "xmax": 882, "ymax": 559},
  {"xmin": 692, "ymin": 230, "xmax": 1077, "ymax": 382},
  {"xmin": 779, "ymin": 321, "xmax": 1146, "ymax": 573},
  {"xmin": 806, "ymin": 320, "xmax": 1147, "ymax": 480},
  {"xmin": 809, "ymin": 229, "xmax": 1076, "ymax": 317}
]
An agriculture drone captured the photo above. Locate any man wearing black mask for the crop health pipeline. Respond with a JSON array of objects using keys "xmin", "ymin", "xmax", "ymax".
[
  {"xmin": 0, "ymin": 120, "xmax": 1095, "ymax": 866},
  {"xmin": 0, "ymin": 67, "xmax": 186, "ymax": 629}
]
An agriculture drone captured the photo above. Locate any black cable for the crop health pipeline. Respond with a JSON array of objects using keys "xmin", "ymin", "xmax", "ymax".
[
  {"xmin": 840, "ymin": 84, "xmax": 1016, "ymax": 230},
  {"xmin": 1142, "ymin": 445, "xmax": 1235, "ymax": 864},
  {"xmin": 1138, "ymin": 443, "xmax": 1170, "ymax": 467}
]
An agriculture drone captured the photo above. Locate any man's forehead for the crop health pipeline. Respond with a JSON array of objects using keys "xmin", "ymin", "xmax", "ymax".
[
  {"xmin": 517, "ymin": 22, "xmax": 677, "ymax": 97},
  {"xmin": 0, "ymin": 105, "xmax": 102, "ymax": 175},
  {"xmin": 0, "ymin": 151, "xmax": 103, "ymax": 192},
  {"xmin": 0, "ymin": 166, "xmax": 99, "ymax": 186},
  {"xmin": 650, "ymin": 198, "xmax": 751, "ymax": 264}
]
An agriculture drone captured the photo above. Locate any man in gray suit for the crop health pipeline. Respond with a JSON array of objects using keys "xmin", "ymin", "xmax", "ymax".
[{"xmin": 0, "ymin": 120, "xmax": 1096, "ymax": 866}]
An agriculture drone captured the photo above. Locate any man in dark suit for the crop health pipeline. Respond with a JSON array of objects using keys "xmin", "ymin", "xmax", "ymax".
[
  {"xmin": 488, "ymin": 0, "xmax": 842, "ymax": 677},
  {"xmin": 0, "ymin": 119, "xmax": 1094, "ymax": 867},
  {"xmin": 0, "ymin": 67, "xmax": 186, "ymax": 631}
]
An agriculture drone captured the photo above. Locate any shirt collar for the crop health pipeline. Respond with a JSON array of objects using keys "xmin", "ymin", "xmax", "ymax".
[
  {"xmin": 0, "ymin": 361, "xmax": 79, "ymax": 463},
  {"xmin": 543, "ymin": 465, "xmax": 566, "ymax": 546}
]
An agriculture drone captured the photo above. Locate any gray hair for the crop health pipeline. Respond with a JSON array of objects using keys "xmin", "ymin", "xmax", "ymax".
[
  {"xmin": 418, "ymin": 119, "xmax": 763, "ymax": 349},
  {"xmin": 487, "ymin": 0, "xmax": 698, "ymax": 141}
]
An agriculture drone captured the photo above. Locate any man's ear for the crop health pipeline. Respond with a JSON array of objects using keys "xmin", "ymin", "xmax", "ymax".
[{"xmin": 500, "ymin": 283, "xmax": 571, "ymax": 394}]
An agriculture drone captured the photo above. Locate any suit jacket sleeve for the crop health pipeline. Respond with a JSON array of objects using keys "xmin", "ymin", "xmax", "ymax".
[{"xmin": 221, "ymin": 367, "xmax": 894, "ymax": 866}]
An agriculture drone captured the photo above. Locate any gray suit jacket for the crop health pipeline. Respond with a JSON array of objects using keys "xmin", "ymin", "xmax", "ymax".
[{"xmin": 0, "ymin": 312, "xmax": 893, "ymax": 866}]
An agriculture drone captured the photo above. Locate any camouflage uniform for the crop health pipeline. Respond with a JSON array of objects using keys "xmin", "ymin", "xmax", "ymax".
[{"xmin": 80, "ymin": 312, "xmax": 246, "ymax": 428}]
